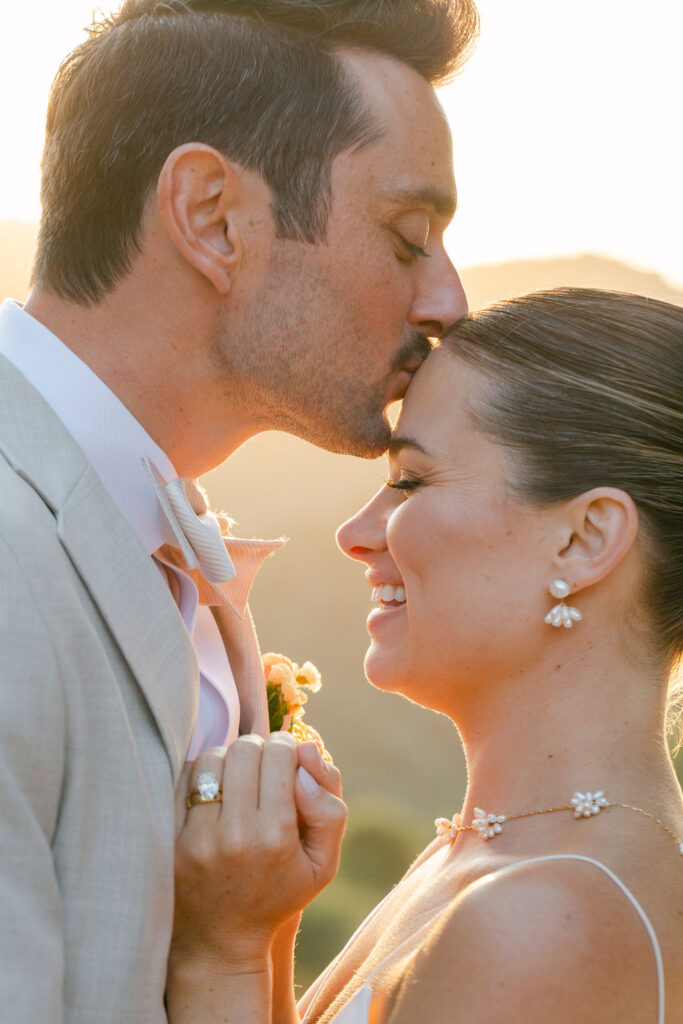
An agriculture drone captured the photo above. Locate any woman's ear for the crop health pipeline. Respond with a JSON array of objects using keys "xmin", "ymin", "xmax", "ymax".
[
  {"xmin": 553, "ymin": 487, "xmax": 640, "ymax": 593},
  {"xmin": 156, "ymin": 143, "xmax": 242, "ymax": 294}
]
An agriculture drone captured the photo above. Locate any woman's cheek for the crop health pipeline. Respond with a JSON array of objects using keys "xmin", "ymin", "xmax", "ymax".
[{"xmin": 385, "ymin": 494, "xmax": 426, "ymax": 559}]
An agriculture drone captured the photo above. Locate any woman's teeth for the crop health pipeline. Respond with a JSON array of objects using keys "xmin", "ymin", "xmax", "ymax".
[{"xmin": 371, "ymin": 584, "xmax": 406, "ymax": 604}]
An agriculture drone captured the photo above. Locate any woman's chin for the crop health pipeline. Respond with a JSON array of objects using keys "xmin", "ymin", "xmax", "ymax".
[
  {"xmin": 364, "ymin": 643, "xmax": 455, "ymax": 715},
  {"xmin": 364, "ymin": 643, "xmax": 410, "ymax": 695}
]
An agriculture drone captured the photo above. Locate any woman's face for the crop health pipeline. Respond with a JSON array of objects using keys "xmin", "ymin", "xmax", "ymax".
[{"xmin": 336, "ymin": 347, "xmax": 557, "ymax": 715}]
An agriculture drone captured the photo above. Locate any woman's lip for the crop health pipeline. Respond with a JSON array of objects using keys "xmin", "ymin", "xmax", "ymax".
[{"xmin": 367, "ymin": 603, "xmax": 407, "ymax": 634}]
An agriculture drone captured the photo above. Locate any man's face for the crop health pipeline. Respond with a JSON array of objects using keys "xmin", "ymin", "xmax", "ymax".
[{"xmin": 223, "ymin": 51, "xmax": 468, "ymax": 458}]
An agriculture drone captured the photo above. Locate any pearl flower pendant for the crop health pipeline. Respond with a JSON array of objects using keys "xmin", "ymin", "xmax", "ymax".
[
  {"xmin": 571, "ymin": 791, "xmax": 609, "ymax": 817},
  {"xmin": 473, "ymin": 808, "xmax": 507, "ymax": 840},
  {"xmin": 434, "ymin": 814, "xmax": 463, "ymax": 845}
]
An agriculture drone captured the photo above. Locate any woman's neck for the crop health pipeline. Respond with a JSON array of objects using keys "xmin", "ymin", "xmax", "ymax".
[{"xmin": 451, "ymin": 633, "xmax": 678, "ymax": 827}]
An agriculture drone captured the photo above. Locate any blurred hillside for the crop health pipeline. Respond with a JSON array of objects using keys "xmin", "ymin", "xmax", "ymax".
[
  {"xmin": 2, "ymin": 222, "xmax": 682, "ymax": 985},
  {"xmin": 460, "ymin": 254, "xmax": 683, "ymax": 308}
]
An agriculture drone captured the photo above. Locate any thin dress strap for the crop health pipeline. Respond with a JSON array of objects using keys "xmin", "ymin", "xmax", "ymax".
[
  {"xmin": 485, "ymin": 854, "xmax": 665, "ymax": 1024},
  {"xmin": 303, "ymin": 853, "xmax": 665, "ymax": 1024}
]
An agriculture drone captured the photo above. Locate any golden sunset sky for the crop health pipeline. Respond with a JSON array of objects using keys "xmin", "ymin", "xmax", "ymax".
[{"xmin": 1, "ymin": 0, "xmax": 681, "ymax": 285}]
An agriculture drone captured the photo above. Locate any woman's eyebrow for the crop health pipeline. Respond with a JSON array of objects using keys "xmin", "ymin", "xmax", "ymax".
[{"xmin": 388, "ymin": 436, "xmax": 432, "ymax": 458}]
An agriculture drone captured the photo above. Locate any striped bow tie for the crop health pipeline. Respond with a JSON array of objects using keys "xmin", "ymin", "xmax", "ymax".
[{"xmin": 143, "ymin": 457, "xmax": 284, "ymax": 618}]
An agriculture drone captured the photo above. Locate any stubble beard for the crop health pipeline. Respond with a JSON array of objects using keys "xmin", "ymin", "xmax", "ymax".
[
  {"xmin": 305, "ymin": 386, "xmax": 393, "ymax": 458},
  {"xmin": 253, "ymin": 374, "xmax": 394, "ymax": 458},
  {"xmin": 278, "ymin": 329, "xmax": 432, "ymax": 457},
  {"xmin": 219, "ymin": 320, "xmax": 432, "ymax": 457}
]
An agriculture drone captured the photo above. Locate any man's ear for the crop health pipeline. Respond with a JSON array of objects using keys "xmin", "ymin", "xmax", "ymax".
[
  {"xmin": 552, "ymin": 487, "xmax": 640, "ymax": 593},
  {"xmin": 157, "ymin": 143, "xmax": 242, "ymax": 294}
]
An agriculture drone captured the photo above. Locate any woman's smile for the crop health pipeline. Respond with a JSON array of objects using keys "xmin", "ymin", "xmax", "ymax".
[
  {"xmin": 336, "ymin": 346, "xmax": 553, "ymax": 712},
  {"xmin": 366, "ymin": 576, "xmax": 407, "ymax": 631},
  {"xmin": 367, "ymin": 599, "xmax": 408, "ymax": 633}
]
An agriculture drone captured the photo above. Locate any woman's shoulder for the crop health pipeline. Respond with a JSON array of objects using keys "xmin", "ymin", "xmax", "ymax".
[{"xmin": 384, "ymin": 854, "xmax": 665, "ymax": 1024}]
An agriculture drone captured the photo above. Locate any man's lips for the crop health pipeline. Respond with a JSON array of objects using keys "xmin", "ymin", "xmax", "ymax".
[
  {"xmin": 390, "ymin": 366, "xmax": 418, "ymax": 401},
  {"xmin": 400, "ymin": 357, "xmax": 426, "ymax": 374},
  {"xmin": 387, "ymin": 347, "xmax": 429, "ymax": 402}
]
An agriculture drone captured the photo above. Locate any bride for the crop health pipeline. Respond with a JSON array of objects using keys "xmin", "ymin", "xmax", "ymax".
[{"xmin": 166, "ymin": 287, "xmax": 683, "ymax": 1024}]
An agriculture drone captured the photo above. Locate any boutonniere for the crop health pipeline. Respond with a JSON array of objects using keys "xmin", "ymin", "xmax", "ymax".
[{"xmin": 263, "ymin": 653, "xmax": 333, "ymax": 763}]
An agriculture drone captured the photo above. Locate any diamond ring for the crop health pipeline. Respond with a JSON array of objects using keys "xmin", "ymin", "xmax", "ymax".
[{"xmin": 186, "ymin": 770, "xmax": 223, "ymax": 809}]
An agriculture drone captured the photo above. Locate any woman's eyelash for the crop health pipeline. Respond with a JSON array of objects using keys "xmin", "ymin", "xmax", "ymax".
[{"xmin": 385, "ymin": 477, "xmax": 421, "ymax": 491}]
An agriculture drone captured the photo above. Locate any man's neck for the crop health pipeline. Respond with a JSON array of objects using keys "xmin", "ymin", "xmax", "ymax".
[{"xmin": 24, "ymin": 287, "xmax": 258, "ymax": 477}]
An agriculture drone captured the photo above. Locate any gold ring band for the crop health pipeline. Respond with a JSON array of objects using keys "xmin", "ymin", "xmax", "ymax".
[{"xmin": 187, "ymin": 788, "xmax": 223, "ymax": 809}]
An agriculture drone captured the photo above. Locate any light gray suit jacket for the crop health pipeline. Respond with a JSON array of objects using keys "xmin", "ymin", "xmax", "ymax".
[{"xmin": 0, "ymin": 353, "xmax": 200, "ymax": 1022}]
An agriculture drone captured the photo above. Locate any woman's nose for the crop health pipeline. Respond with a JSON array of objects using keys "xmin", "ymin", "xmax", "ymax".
[{"xmin": 336, "ymin": 485, "xmax": 395, "ymax": 562}]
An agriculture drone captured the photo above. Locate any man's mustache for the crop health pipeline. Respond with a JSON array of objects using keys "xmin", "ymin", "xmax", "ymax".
[{"xmin": 390, "ymin": 333, "xmax": 432, "ymax": 374}]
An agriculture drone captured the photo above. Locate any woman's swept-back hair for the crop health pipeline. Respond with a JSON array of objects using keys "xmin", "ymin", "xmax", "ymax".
[
  {"xmin": 442, "ymin": 288, "xmax": 683, "ymax": 730},
  {"xmin": 32, "ymin": 0, "xmax": 479, "ymax": 306}
]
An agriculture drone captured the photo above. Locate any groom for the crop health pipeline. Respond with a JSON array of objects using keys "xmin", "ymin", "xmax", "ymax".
[{"xmin": 0, "ymin": 0, "xmax": 473, "ymax": 1019}]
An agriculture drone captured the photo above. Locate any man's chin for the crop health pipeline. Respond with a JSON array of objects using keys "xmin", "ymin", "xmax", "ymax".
[
  {"xmin": 279, "ymin": 404, "xmax": 392, "ymax": 458},
  {"xmin": 307, "ymin": 433, "xmax": 390, "ymax": 460},
  {"xmin": 274, "ymin": 397, "xmax": 395, "ymax": 458},
  {"xmin": 320, "ymin": 418, "xmax": 391, "ymax": 459}
]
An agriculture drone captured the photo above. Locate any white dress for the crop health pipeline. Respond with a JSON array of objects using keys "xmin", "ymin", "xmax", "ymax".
[{"xmin": 301, "ymin": 855, "xmax": 665, "ymax": 1024}]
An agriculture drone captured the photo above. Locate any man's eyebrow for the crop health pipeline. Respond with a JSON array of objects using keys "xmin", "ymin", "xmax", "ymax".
[
  {"xmin": 388, "ymin": 436, "xmax": 433, "ymax": 458},
  {"xmin": 387, "ymin": 186, "xmax": 457, "ymax": 220}
]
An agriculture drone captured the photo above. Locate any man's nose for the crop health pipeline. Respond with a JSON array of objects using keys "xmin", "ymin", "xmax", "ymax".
[
  {"xmin": 336, "ymin": 485, "xmax": 396, "ymax": 562},
  {"xmin": 408, "ymin": 256, "xmax": 468, "ymax": 338}
]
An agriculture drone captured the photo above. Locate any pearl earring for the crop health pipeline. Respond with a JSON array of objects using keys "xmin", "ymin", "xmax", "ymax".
[{"xmin": 545, "ymin": 579, "xmax": 583, "ymax": 628}]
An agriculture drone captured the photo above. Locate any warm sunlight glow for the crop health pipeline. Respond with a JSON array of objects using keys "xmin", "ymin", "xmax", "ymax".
[
  {"xmin": 439, "ymin": 0, "xmax": 683, "ymax": 286},
  {"xmin": 0, "ymin": 0, "xmax": 681, "ymax": 284}
]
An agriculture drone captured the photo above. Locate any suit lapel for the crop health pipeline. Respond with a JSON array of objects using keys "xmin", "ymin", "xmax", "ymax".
[
  {"xmin": 58, "ymin": 469, "xmax": 198, "ymax": 778},
  {"xmin": 0, "ymin": 355, "xmax": 198, "ymax": 782}
]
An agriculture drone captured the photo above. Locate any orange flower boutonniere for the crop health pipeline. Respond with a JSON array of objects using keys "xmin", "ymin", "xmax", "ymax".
[{"xmin": 263, "ymin": 652, "xmax": 332, "ymax": 763}]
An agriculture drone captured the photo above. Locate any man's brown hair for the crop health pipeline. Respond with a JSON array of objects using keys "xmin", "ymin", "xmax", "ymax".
[{"xmin": 33, "ymin": 0, "xmax": 479, "ymax": 305}]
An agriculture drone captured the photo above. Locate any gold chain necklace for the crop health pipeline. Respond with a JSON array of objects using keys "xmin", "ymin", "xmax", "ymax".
[{"xmin": 435, "ymin": 790, "xmax": 683, "ymax": 855}]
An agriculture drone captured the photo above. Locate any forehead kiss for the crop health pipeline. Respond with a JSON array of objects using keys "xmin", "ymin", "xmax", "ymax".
[{"xmin": 389, "ymin": 347, "xmax": 474, "ymax": 464}]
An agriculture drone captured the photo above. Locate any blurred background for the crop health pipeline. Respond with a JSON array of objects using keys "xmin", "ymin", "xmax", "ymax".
[{"xmin": 1, "ymin": 0, "xmax": 682, "ymax": 994}]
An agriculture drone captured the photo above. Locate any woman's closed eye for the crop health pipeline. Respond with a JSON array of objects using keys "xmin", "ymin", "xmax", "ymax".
[{"xmin": 385, "ymin": 476, "xmax": 422, "ymax": 493}]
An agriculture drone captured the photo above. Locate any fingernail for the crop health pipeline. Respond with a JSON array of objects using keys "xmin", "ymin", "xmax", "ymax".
[
  {"xmin": 297, "ymin": 766, "xmax": 320, "ymax": 794},
  {"xmin": 271, "ymin": 731, "xmax": 297, "ymax": 747}
]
